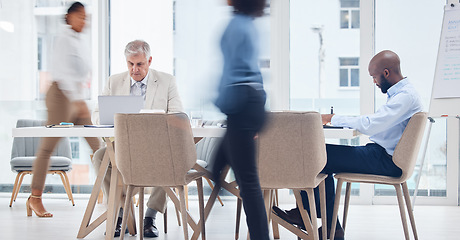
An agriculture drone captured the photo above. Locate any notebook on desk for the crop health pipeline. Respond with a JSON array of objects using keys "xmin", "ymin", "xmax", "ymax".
[
  {"xmin": 98, "ymin": 96, "xmax": 144, "ymax": 125},
  {"xmin": 323, "ymin": 125, "xmax": 344, "ymax": 129}
]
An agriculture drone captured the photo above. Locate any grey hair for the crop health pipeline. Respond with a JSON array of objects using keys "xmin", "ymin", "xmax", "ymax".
[{"xmin": 124, "ymin": 40, "xmax": 151, "ymax": 59}]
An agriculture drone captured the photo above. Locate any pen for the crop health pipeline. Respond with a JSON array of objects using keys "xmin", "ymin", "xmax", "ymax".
[{"xmin": 331, "ymin": 106, "xmax": 334, "ymax": 114}]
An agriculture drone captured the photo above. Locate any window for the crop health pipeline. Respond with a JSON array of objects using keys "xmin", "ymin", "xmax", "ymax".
[
  {"xmin": 339, "ymin": 138, "xmax": 360, "ymax": 146},
  {"xmin": 340, "ymin": 0, "xmax": 360, "ymax": 29},
  {"xmin": 290, "ymin": 0, "xmax": 360, "ymax": 116},
  {"xmin": 339, "ymin": 57, "xmax": 359, "ymax": 87},
  {"xmin": 0, "ymin": 0, "xmax": 100, "ymax": 192},
  {"xmin": 70, "ymin": 137, "xmax": 80, "ymax": 159},
  {"xmin": 374, "ymin": 0, "xmax": 448, "ymax": 201},
  {"xmin": 290, "ymin": 1, "xmax": 361, "ymax": 202},
  {"xmin": 173, "ymin": 0, "xmax": 270, "ymax": 119}
]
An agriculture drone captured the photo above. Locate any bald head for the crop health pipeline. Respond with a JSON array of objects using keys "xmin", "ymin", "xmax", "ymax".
[
  {"xmin": 369, "ymin": 50, "xmax": 403, "ymax": 82},
  {"xmin": 368, "ymin": 50, "xmax": 404, "ymax": 93}
]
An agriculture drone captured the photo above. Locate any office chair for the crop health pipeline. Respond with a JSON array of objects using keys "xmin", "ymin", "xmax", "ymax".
[
  {"xmin": 330, "ymin": 112, "xmax": 428, "ymax": 240},
  {"xmin": 115, "ymin": 113, "xmax": 205, "ymax": 240},
  {"xmin": 10, "ymin": 119, "xmax": 74, "ymax": 207}
]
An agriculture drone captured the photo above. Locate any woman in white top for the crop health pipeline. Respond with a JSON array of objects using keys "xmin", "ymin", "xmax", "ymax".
[{"xmin": 27, "ymin": 2, "xmax": 100, "ymax": 218}]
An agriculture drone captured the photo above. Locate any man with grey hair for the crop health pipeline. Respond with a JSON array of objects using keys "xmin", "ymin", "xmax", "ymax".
[{"xmin": 92, "ymin": 39, "xmax": 183, "ymax": 238}]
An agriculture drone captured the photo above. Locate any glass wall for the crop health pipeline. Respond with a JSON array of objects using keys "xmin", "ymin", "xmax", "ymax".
[
  {"xmin": 289, "ymin": 0, "xmax": 451, "ymax": 201},
  {"xmin": 173, "ymin": 0, "xmax": 271, "ymax": 120},
  {"xmin": 289, "ymin": 0, "xmax": 361, "ymax": 195},
  {"xmin": 0, "ymin": 0, "xmax": 456, "ymax": 204},
  {"xmin": 374, "ymin": 0, "xmax": 447, "ymax": 198},
  {"xmin": 109, "ymin": 0, "xmax": 174, "ymax": 77},
  {"xmin": 290, "ymin": 0, "xmax": 360, "ymax": 116},
  {"xmin": 0, "ymin": 0, "xmax": 270, "ymax": 194},
  {"xmin": 0, "ymin": 0, "xmax": 99, "ymax": 193},
  {"xmin": 109, "ymin": 0, "xmax": 270, "ymax": 120}
]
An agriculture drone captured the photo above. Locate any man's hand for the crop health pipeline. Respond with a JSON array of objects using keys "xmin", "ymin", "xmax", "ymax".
[{"xmin": 321, "ymin": 114, "xmax": 334, "ymax": 125}]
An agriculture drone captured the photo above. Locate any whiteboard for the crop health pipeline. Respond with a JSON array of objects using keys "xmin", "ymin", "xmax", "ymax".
[{"xmin": 429, "ymin": 4, "xmax": 460, "ymax": 117}]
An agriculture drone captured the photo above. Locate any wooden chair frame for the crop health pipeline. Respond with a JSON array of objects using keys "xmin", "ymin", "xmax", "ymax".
[{"xmin": 9, "ymin": 170, "xmax": 74, "ymax": 207}]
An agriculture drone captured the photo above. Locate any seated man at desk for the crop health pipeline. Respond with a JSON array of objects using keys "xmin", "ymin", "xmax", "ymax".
[
  {"xmin": 273, "ymin": 50, "xmax": 424, "ymax": 240},
  {"xmin": 92, "ymin": 39, "xmax": 183, "ymax": 238}
]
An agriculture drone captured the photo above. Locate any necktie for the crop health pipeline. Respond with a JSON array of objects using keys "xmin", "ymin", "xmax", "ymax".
[{"xmin": 133, "ymin": 82, "xmax": 144, "ymax": 96}]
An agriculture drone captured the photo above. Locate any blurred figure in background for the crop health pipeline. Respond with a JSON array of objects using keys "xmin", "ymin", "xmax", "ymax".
[
  {"xmin": 212, "ymin": 0, "xmax": 269, "ymax": 239},
  {"xmin": 27, "ymin": 1, "xmax": 100, "ymax": 218}
]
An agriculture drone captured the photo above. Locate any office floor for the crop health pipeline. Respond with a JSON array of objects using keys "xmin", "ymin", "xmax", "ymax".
[{"xmin": 1, "ymin": 193, "xmax": 460, "ymax": 240}]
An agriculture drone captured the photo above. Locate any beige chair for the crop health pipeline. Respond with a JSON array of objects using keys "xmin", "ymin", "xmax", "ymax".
[
  {"xmin": 114, "ymin": 113, "xmax": 206, "ymax": 240},
  {"xmin": 329, "ymin": 112, "xmax": 428, "ymax": 240},
  {"xmin": 136, "ymin": 119, "xmax": 225, "ymax": 210},
  {"xmin": 257, "ymin": 111, "xmax": 328, "ymax": 240}
]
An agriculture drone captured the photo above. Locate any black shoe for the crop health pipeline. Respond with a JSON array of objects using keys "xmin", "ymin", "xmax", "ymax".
[
  {"xmin": 318, "ymin": 226, "xmax": 345, "ymax": 240},
  {"xmin": 105, "ymin": 217, "xmax": 128, "ymax": 237},
  {"xmin": 272, "ymin": 206, "xmax": 305, "ymax": 229},
  {"xmin": 144, "ymin": 217, "xmax": 159, "ymax": 238}
]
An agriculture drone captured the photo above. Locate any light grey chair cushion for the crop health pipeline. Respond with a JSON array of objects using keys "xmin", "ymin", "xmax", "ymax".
[
  {"xmin": 11, "ymin": 156, "xmax": 72, "ymax": 171},
  {"xmin": 10, "ymin": 119, "xmax": 72, "ymax": 172}
]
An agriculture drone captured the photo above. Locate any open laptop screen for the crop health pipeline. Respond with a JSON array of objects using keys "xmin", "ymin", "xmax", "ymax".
[{"xmin": 98, "ymin": 96, "xmax": 144, "ymax": 125}]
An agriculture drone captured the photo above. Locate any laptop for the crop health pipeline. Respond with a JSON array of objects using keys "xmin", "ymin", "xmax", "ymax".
[{"xmin": 98, "ymin": 95, "xmax": 144, "ymax": 125}]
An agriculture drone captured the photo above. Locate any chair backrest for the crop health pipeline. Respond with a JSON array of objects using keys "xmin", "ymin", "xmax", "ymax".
[
  {"xmin": 115, "ymin": 112, "xmax": 197, "ymax": 187},
  {"xmin": 11, "ymin": 119, "xmax": 72, "ymax": 159},
  {"xmin": 257, "ymin": 111, "xmax": 327, "ymax": 189},
  {"xmin": 392, "ymin": 112, "xmax": 428, "ymax": 182}
]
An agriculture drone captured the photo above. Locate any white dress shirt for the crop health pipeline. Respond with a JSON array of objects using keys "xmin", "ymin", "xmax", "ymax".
[
  {"xmin": 331, "ymin": 78, "xmax": 424, "ymax": 155},
  {"xmin": 50, "ymin": 25, "xmax": 90, "ymax": 101}
]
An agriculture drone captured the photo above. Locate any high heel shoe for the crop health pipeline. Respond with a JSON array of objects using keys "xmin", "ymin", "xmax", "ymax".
[{"xmin": 26, "ymin": 195, "xmax": 53, "ymax": 217}]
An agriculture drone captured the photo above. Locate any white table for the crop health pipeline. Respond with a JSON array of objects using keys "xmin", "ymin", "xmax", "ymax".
[
  {"xmin": 12, "ymin": 125, "xmax": 227, "ymax": 138},
  {"xmin": 12, "ymin": 125, "xmax": 359, "ymax": 240},
  {"xmin": 12, "ymin": 125, "xmax": 227, "ymax": 240},
  {"xmin": 12, "ymin": 125, "xmax": 357, "ymax": 139}
]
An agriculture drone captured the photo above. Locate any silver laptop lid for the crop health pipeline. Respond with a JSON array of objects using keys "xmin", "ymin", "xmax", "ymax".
[{"xmin": 98, "ymin": 96, "xmax": 144, "ymax": 125}]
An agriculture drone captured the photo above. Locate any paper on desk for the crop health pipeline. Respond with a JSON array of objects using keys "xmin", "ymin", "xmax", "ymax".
[{"xmin": 83, "ymin": 125, "xmax": 114, "ymax": 128}]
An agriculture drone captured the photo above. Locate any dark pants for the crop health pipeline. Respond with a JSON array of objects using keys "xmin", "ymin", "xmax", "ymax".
[
  {"xmin": 301, "ymin": 143, "xmax": 402, "ymax": 230},
  {"xmin": 213, "ymin": 86, "xmax": 269, "ymax": 240}
]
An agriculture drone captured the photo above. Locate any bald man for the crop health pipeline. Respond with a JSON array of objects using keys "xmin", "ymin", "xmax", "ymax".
[{"xmin": 273, "ymin": 50, "xmax": 424, "ymax": 240}]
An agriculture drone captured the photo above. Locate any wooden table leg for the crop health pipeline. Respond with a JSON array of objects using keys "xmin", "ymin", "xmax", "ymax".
[
  {"xmin": 78, "ymin": 138, "xmax": 135, "ymax": 240},
  {"xmin": 105, "ymin": 168, "xmax": 123, "ymax": 240},
  {"xmin": 190, "ymin": 165, "xmax": 241, "ymax": 240},
  {"xmin": 235, "ymin": 198, "xmax": 242, "ymax": 240},
  {"xmin": 105, "ymin": 139, "xmax": 124, "ymax": 240},
  {"xmin": 77, "ymin": 139, "xmax": 111, "ymax": 238},
  {"xmin": 165, "ymin": 187, "xmax": 203, "ymax": 240}
]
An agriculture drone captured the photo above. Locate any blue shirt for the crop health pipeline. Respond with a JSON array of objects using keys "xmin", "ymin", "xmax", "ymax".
[
  {"xmin": 331, "ymin": 78, "xmax": 424, "ymax": 155},
  {"xmin": 216, "ymin": 14, "xmax": 263, "ymax": 101}
]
